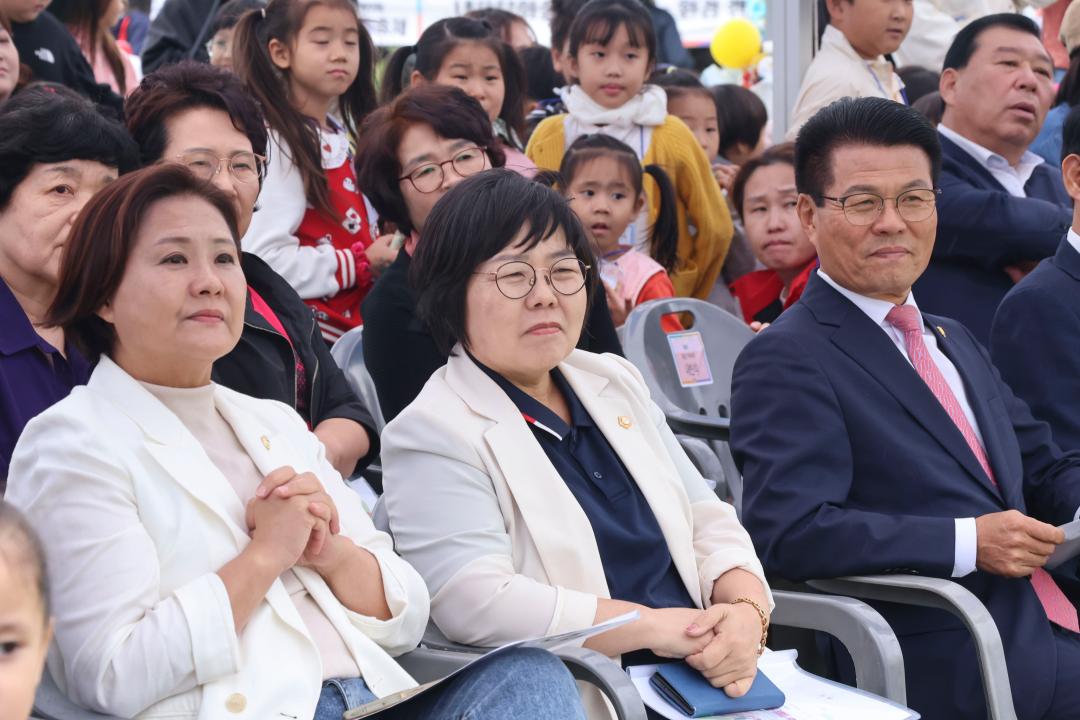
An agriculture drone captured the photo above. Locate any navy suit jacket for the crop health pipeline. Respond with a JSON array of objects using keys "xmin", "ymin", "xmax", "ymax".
[
  {"xmin": 992, "ymin": 237, "xmax": 1080, "ymax": 453},
  {"xmin": 731, "ymin": 274, "xmax": 1080, "ymax": 720},
  {"xmin": 913, "ymin": 133, "xmax": 1070, "ymax": 345}
]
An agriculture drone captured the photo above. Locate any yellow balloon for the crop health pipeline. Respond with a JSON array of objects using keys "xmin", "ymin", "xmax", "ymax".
[{"xmin": 710, "ymin": 18, "xmax": 762, "ymax": 70}]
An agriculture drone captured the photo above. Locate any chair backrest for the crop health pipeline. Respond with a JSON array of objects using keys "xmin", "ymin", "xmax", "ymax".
[
  {"xmin": 330, "ymin": 326, "xmax": 386, "ymax": 434},
  {"xmin": 621, "ymin": 297, "xmax": 754, "ymax": 422}
]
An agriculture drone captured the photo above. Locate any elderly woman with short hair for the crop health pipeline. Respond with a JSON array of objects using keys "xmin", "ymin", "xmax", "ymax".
[
  {"xmin": 5, "ymin": 163, "xmax": 586, "ymax": 719},
  {"xmin": 381, "ymin": 169, "xmax": 773, "ymax": 716},
  {"xmin": 0, "ymin": 84, "xmax": 136, "ymax": 489}
]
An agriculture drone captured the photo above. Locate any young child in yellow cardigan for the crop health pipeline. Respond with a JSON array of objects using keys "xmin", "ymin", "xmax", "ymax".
[{"xmin": 525, "ymin": 0, "xmax": 732, "ymax": 299}]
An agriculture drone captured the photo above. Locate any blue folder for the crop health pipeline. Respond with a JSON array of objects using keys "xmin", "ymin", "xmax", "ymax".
[{"xmin": 649, "ymin": 661, "xmax": 786, "ymax": 717}]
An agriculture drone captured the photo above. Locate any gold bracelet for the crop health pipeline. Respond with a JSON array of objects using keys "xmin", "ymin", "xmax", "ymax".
[{"xmin": 731, "ymin": 597, "xmax": 769, "ymax": 656}]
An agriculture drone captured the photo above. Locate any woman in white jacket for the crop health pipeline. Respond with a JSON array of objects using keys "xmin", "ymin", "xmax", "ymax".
[{"xmin": 4, "ymin": 164, "xmax": 585, "ymax": 720}]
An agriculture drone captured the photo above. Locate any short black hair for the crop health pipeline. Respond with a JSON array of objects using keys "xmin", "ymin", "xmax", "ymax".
[
  {"xmin": 521, "ymin": 45, "xmax": 561, "ymax": 101},
  {"xmin": 210, "ymin": 0, "xmax": 266, "ymax": 36},
  {"xmin": 568, "ymin": 0, "xmax": 657, "ymax": 66},
  {"xmin": 896, "ymin": 66, "xmax": 940, "ymax": 105},
  {"xmin": 550, "ymin": 0, "xmax": 590, "ymax": 53},
  {"xmin": 795, "ymin": 97, "xmax": 941, "ymax": 202},
  {"xmin": 0, "ymin": 84, "xmax": 138, "ymax": 211},
  {"xmin": 650, "ymin": 67, "xmax": 702, "ymax": 88},
  {"xmin": 1061, "ymin": 104, "xmax": 1080, "ymax": 162},
  {"xmin": 411, "ymin": 169, "xmax": 595, "ymax": 354},
  {"xmin": 942, "ymin": 12, "xmax": 1041, "ymax": 71},
  {"xmin": 710, "ymin": 84, "xmax": 768, "ymax": 158}
]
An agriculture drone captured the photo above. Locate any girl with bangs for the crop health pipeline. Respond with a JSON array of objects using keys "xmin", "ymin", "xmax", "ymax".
[
  {"xmin": 526, "ymin": 0, "xmax": 733, "ymax": 301},
  {"xmin": 234, "ymin": 0, "xmax": 396, "ymax": 344}
]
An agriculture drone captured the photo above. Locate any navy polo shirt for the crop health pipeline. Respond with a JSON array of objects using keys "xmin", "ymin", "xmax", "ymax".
[
  {"xmin": 477, "ymin": 360, "xmax": 695, "ymax": 614},
  {"xmin": 0, "ymin": 278, "xmax": 90, "ymax": 489}
]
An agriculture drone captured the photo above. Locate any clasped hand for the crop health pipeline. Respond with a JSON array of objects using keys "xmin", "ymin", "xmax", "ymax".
[
  {"xmin": 245, "ymin": 466, "xmax": 342, "ymax": 573},
  {"xmin": 648, "ymin": 603, "xmax": 762, "ymax": 697}
]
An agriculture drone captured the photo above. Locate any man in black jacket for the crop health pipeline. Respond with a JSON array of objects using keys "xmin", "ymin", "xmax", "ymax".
[{"xmin": 2, "ymin": 1, "xmax": 123, "ymax": 114}]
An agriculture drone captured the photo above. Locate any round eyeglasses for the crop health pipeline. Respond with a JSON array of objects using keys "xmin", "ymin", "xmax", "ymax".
[
  {"xmin": 820, "ymin": 188, "xmax": 941, "ymax": 226},
  {"xmin": 398, "ymin": 147, "xmax": 487, "ymax": 193},
  {"xmin": 176, "ymin": 150, "xmax": 264, "ymax": 184},
  {"xmin": 473, "ymin": 258, "xmax": 591, "ymax": 300}
]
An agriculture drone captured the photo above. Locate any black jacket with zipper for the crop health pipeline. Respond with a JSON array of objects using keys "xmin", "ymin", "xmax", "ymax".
[{"xmin": 212, "ymin": 253, "xmax": 378, "ymax": 474}]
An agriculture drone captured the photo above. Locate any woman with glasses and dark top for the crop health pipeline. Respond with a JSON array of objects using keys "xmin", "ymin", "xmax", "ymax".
[
  {"xmin": 355, "ymin": 84, "xmax": 622, "ymax": 423},
  {"xmin": 379, "ymin": 168, "xmax": 772, "ymax": 718},
  {"xmin": 125, "ymin": 61, "xmax": 378, "ymax": 480}
]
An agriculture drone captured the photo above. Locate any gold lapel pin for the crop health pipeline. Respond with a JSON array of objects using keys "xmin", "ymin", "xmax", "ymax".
[
  {"xmin": 617, "ymin": 416, "xmax": 633, "ymax": 429},
  {"xmin": 260, "ymin": 435, "xmax": 271, "ymax": 450},
  {"xmin": 936, "ymin": 325, "xmax": 947, "ymax": 338}
]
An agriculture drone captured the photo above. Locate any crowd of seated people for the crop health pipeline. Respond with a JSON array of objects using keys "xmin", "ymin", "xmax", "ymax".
[{"xmin": 2, "ymin": 1, "xmax": 1080, "ymax": 720}]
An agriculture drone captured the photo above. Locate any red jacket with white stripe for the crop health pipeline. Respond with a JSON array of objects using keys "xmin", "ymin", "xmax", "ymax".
[{"xmin": 242, "ymin": 123, "xmax": 376, "ymax": 343}]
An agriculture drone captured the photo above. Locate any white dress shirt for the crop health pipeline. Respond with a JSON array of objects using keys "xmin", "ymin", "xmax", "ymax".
[
  {"xmin": 938, "ymin": 123, "xmax": 1045, "ymax": 198},
  {"xmin": 1067, "ymin": 227, "xmax": 1080, "ymax": 256},
  {"xmin": 818, "ymin": 270, "xmax": 980, "ymax": 577}
]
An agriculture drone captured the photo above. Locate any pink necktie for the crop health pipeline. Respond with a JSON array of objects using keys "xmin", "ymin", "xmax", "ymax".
[{"xmin": 886, "ymin": 305, "xmax": 1079, "ymax": 633}]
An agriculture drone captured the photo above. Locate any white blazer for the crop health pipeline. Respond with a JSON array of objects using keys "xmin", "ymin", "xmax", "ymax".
[
  {"xmin": 381, "ymin": 349, "xmax": 770, "ymax": 649},
  {"xmin": 5, "ymin": 357, "xmax": 429, "ymax": 720}
]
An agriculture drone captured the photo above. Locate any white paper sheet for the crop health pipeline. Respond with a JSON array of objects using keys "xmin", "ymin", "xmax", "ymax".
[
  {"xmin": 1046, "ymin": 518, "xmax": 1080, "ymax": 570},
  {"xmin": 628, "ymin": 650, "xmax": 919, "ymax": 720}
]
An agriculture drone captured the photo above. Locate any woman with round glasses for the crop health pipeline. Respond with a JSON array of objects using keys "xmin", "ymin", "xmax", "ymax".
[
  {"xmin": 381, "ymin": 168, "xmax": 773, "ymax": 716},
  {"xmin": 356, "ymin": 84, "xmax": 622, "ymax": 423},
  {"xmin": 125, "ymin": 61, "xmax": 380, "ymax": 481}
]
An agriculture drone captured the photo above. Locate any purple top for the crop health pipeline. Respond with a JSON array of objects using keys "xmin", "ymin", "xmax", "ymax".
[{"xmin": 0, "ymin": 278, "xmax": 90, "ymax": 490}]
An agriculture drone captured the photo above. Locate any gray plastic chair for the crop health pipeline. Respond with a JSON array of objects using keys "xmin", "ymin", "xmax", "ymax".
[
  {"xmin": 810, "ymin": 574, "xmax": 1017, "ymax": 720},
  {"xmin": 621, "ymin": 297, "xmax": 755, "ymax": 441},
  {"xmin": 621, "ymin": 298, "xmax": 755, "ymax": 508},
  {"xmin": 331, "ymin": 326, "xmax": 385, "ymax": 488},
  {"xmin": 331, "ymin": 326, "xmax": 386, "ymax": 433}
]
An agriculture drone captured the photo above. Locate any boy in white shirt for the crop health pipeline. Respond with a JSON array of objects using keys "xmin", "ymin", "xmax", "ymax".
[{"xmin": 787, "ymin": 0, "xmax": 912, "ymax": 139}]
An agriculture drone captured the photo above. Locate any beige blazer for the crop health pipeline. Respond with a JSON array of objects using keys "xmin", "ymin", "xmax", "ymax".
[
  {"xmin": 381, "ymin": 349, "xmax": 770, "ymax": 649},
  {"xmin": 6, "ymin": 357, "xmax": 429, "ymax": 720}
]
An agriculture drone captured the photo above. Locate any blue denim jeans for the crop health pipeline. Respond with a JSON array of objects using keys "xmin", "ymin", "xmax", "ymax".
[{"xmin": 313, "ymin": 647, "xmax": 585, "ymax": 720}]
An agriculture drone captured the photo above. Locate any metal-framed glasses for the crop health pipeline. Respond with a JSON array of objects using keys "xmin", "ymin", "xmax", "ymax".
[
  {"xmin": 820, "ymin": 188, "xmax": 941, "ymax": 226},
  {"xmin": 474, "ymin": 258, "xmax": 591, "ymax": 300},
  {"xmin": 399, "ymin": 147, "xmax": 487, "ymax": 193},
  {"xmin": 176, "ymin": 150, "xmax": 265, "ymax": 184}
]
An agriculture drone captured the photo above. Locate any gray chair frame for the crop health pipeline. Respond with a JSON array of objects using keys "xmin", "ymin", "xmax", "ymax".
[
  {"xmin": 810, "ymin": 574, "xmax": 1017, "ymax": 720},
  {"xmin": 419, "ymin": 588, "xmax": 908, "ymax": 707},
  {"xmin": 331, "ymin": 326, "xmax": 386, "ymax": 488},
  {"xmin": 621, "ymin": 297, "xmax": 756, "ymax": 441}
]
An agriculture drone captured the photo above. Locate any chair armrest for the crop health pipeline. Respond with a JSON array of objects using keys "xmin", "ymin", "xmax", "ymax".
[
  {"xmin": 552, "ymin": 646, "xmax": 647, "ymax": 720},
  {"xmin": 808, "ymin": 575, "xmax": 1016, "ymax": 720},
  {"xmin": 33, "ymin": 673, "xmax": 126, "ymax": 720},
  {"xmin": 662, "ymin": 407, "xmax": 731, "ymax": 441},
  {"xmin": 770, "ymin": 589, "xmax": 906, "ymax": 704},
  {"xmin": 419, "ymin": 624, "xmax": 646, "ymax": 719}
]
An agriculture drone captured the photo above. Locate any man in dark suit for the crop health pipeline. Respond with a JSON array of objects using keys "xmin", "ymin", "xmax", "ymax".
[
  {"xmin": 732, "ymin": 96, "xmax": 1080, "ymax": 720},
  {"xmin": 991, "ymin": 105, "xmax": 1080, "ymax": 453},
  {"xmin": 914, "ymin": 14, "xmax": 1071, "ymax": 345}
]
